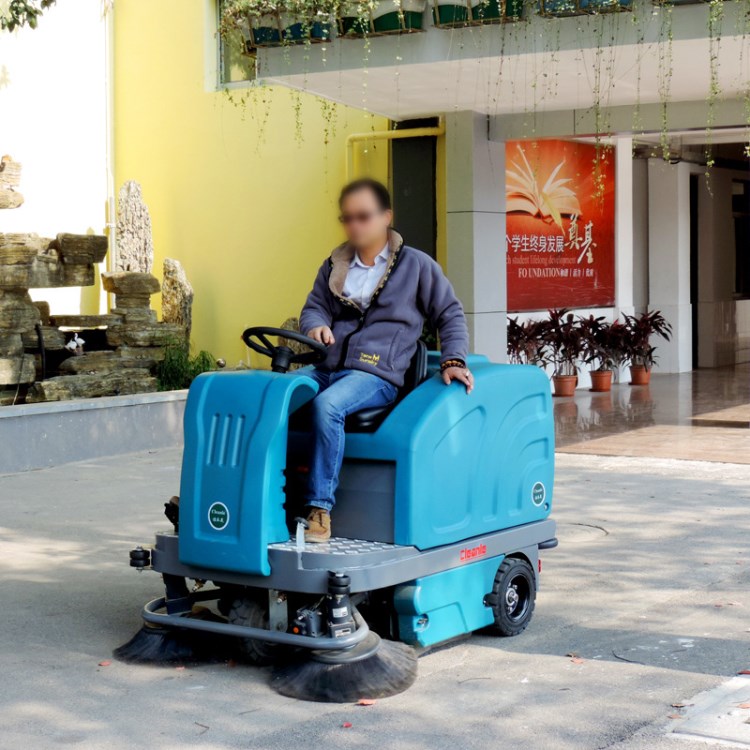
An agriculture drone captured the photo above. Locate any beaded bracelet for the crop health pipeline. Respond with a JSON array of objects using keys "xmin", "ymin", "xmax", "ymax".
[{"xmin": 440, "ymin": 358, "xmax": 467, "ymax": 371}]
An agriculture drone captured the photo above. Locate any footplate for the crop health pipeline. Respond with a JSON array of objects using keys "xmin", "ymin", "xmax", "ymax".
[{"xmin": 149, "ymin": 518, "xmax": 556, "ymax": 595}]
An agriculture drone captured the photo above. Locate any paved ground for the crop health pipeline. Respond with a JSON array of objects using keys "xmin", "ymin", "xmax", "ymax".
[{"xmin": 1, "ymin": 448, "xmax": 750, "ymax": 750}]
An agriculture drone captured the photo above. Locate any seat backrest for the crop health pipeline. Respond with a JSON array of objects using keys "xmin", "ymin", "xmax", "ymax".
[{"xmin": 401, "ymin": 339, "xmax": 428, "ymax": 396}]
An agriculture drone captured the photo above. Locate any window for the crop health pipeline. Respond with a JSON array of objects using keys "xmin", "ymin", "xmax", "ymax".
[{"xmin": 218, "ymin": 1, "xmax": 256, "ymax": 86}]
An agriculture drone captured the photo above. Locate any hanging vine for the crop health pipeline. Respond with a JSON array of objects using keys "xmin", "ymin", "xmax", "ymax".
[
  {"xmin": 704, "ymin": 0, "xmax": 724, "ymax": 176},
  {"xmin": 656, "ymin": 3, "xmax": 674, "ymax": 161}
]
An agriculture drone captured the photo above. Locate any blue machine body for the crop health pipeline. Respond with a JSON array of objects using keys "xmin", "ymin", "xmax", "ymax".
[
  {"xmin": 394, "ymin": 555, "xmax": 504, "ymax": 647},
  {"xmin": 178, "ymin": 370, "xmax": 319, "ymax": 575},
  {"xmin": 178, "ymin": 353, "xmax": 554, "ymax": 586}
]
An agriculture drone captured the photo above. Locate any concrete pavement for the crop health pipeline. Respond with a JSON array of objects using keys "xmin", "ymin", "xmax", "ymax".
[{"xmin": 1, "ymin": 449, "xmax": 749, "ymax": 750}]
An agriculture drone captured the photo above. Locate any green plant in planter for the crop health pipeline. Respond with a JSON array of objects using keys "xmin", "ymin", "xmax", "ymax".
[
  {"xmin": 156, "ymin": 339, "xmax": 218, "ymax": 391},
  {"xmin": 220, "ymin": 0, "xmax": 338, "ymax": 49},
  {"xmin": 622, "ymin": 310, "xmax": 672, "ymax": 371},
  {"xmin": 578, "ymin": 315, "xmax": 628, "ymax": 372},
  {"xmin": 543, "ymin": 309, "xmax": 583, "ymax": 377},
  {"xmin": 507, "ymin": 316, "xmax": 548, "ymax": 366}
]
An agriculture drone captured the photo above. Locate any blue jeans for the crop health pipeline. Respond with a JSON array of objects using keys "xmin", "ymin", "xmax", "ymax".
[{"xmin": 305, "ymin": 368, "xmax": 398, "ymax": 512}]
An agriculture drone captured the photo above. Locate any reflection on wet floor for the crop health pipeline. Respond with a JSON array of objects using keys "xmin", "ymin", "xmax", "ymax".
[{"xmin": 555, "ymin": 364, "xmax": 750, "ymax": 463}]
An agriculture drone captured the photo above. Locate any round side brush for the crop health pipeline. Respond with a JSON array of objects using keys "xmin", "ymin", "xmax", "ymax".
[{"xmin": 270, "ymin": 632, "xmax": 418, "ymax": 703}]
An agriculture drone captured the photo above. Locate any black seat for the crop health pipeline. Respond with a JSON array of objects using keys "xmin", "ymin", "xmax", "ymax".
[{"xmin": 344, "ymin": 340, "xmax": 429, "ymax": 433}]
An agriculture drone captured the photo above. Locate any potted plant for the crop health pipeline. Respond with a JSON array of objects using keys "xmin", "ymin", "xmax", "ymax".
[
  {"xmin": 543, "ymin": 309, "xmax": 582, "ymax": 397},
  {"xmin": 220, "ymin": 0, "xmax": 335, "ymax": 49},
  {"xmin": 467, "ymin": 0, "xmax": 523, "ymax": 23},
  {"xmin": 432, "ymin": 0, "xmax": 470, "ymax": 26},
  {"xmin": 340, "ymin": 0, "xmax": 427, "ymax": 35},
  {"xmin": 578, "ymin": 315, "xmax": 628, "ymax": 392},
  {"xmin": 622, "ymin": 310, "xmax": 672, "ymax": 386},
  {"xmin": 507, "ymin": 316, "xmax": 547, "ymax": 366}
]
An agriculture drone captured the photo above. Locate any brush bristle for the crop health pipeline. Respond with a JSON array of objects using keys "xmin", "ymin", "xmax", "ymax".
[
  {"xmin": 114, "ymin": 624, "xmax": 236, "ymax": 664},
  {"xmin": 270, "ymin": 639, "xmax": 418, "ymax": 703}
]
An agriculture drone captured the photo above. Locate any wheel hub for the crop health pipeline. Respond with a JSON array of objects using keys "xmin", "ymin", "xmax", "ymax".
[{"xmin": 505, "ymin": 585, "xmax": 520, "ymax": 612}]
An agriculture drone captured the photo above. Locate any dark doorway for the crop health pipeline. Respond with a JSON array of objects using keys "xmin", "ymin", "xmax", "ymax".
[
  {"xmin": 690, "ymin": 174, "xmax": 699, "ymax": 369},
  {"xmin": 391, "ymin": 119, "xmax": 437, "ymax": 259}
]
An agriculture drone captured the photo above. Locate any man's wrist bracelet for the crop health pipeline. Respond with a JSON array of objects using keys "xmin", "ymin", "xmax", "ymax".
[{"xmin": 441, "ymin": 359, "xmax": 466, "ymax": 371}]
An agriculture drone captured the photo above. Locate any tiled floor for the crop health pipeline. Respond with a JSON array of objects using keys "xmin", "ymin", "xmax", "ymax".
[{"xmin": 555, "ymin": 364, "xmax": 750, "ymax": 463}]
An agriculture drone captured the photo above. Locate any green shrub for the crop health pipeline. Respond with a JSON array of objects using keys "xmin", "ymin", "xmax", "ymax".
[{"xmin": 156, "ymin": 339, "xmax": 217, "ymax": 391}]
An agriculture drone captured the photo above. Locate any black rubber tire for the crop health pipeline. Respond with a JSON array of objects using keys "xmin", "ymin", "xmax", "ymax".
[
  {"xmin": 227, "ymin": 597, "xmax": 280, "ymax": 666},
  {"xmin": 486, "ymin": 557, "xmax": 536, "ymax": 637}
]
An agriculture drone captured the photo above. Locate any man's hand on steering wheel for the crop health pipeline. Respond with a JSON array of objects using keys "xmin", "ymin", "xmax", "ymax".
[{"xmin": 307, "ymin": 326, "xmax": 335, "ymax": 346}]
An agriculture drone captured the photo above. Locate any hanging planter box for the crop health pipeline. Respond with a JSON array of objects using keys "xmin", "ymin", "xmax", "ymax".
[
  {"xmin": 538, "ymin": 0, "xmax": 629, "ymax": 15},
  {"xmin": 432, "ymin": 0, "xmax": 469, "ymax": 25},
  {"xmin": 233, "ymin": 11, "xmax": 331, "ymax": 49},
  {"xmin": 433, "ymin": 0, "xmax": 522, "ymax": 25},
  {"xmin": 471, "ymin": 0, "xmax": 524, "ymax": 22},
  {"xmin": 281, "ymin": 12, "xmax": 332, "ymax": 42},
  {"xmin": 339, "ymin": 0, "xmax": 426, "ymax": 36},
  {"xmin": 579, "ymin": 0, "xmax": 631, "ymax": 12},
  {"xmin": 249, "ymin": 13, "xmax": 282, "ymax": 46}
]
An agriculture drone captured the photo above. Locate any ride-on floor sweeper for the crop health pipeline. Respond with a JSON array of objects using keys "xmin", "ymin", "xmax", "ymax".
[{"xmin": 116, "ymin": 326, "xmax": 557, "ymax": 702}]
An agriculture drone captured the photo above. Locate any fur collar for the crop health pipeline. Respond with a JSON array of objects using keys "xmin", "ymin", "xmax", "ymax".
[{"xmin": 328, "ymin": 229, "xmax": 404, "ymax": 308}]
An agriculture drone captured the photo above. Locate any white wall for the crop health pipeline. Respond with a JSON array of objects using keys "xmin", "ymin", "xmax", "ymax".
[{"xmin": 0, "ymin": 1, "xmax": 110, "ymax": 314}]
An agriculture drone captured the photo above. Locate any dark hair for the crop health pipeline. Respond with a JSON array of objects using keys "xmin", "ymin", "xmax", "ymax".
[{"xmin": 338, "ymin": 178, "xmax": 392, "ymax": 211}]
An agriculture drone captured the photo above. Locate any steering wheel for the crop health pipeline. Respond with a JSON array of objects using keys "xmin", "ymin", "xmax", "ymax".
[{"xmin": 241, "ymin": 326, "xmax": 328, "ymax": 373}]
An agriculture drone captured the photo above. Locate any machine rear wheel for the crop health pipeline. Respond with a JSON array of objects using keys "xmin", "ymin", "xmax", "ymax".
[
  {"xmin": 228, "ymin": 597, "xmax": 280, "ymax": 666},
  {"xmin": 487, "ymin": 557, "xmax": 536, "ymax": 637}
]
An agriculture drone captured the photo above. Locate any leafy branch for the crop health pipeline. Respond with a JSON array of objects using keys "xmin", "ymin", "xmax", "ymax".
[{"xmin": 1, "ymin": 0, "xmax": 56, "ymax": 31}]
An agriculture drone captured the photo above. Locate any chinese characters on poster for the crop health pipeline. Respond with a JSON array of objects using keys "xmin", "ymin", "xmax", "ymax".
[{"xmin": 505, "ymin": 139, "xmax": 616, "ymax": 312}]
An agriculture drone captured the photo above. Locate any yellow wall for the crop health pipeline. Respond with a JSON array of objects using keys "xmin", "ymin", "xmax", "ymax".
[{"xmin": 114, "ymin": 0, "xmax": 388, "ymax": 365}]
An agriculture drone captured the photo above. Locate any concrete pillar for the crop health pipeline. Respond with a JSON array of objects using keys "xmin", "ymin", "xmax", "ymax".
[
  {"xmin": 647, "ymin": 159, "xmax": 693, "ymax": 373},
  {"xmin": 696, "ymin": 171, "xmax": 737, "ymax": 368},
  {"xmin": 443, "ymin": 112, "xmax": 506, "ymax": 362},
  {"xmin": 614, "ymin": 136, "xmax": 634, "ymax": 319}
]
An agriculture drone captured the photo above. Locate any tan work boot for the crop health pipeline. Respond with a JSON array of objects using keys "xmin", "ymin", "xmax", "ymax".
[{"xmin": 305, "ymin": 508, "xmax": 331, "ymax": 543}]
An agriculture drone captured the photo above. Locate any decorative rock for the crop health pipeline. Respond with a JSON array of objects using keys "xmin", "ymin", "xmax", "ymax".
[
  {"xmin": 34, "ymin": 301, "xmax": 50, "ymax": 325},
  {"xmin": 0, "ymin": 156, "xmax": 22, "ymax": 188},
  {"xmin": 49, "ymin": 314, "xmax": 123, "ymax": 329},
  {"xmin": 0, "ymin": 355, "xmax": 36, "ymax": 386},
  {"xmin": 111, "ymin": 307, "xmax": 157, "ymax": 324},
  {"xmin": 0, "ymin": 243, "xmax": 40, "ymax": 265},
  {"xmin": 25, "ymin": 369, "xmax": 157, "ymax": 402},
  {"xmin": 162, "ymin": 259, "xmax": 193, "ymax": 341},
  {"xmin": 56, "ymin": 234, "xmax": 108, "ymax": 265},
  {"xmin": 0, "ymin": 389, "xmax": 21, "ymax": 406},
  {"xmin": 101, "ymin": 271, "xmax": 160, "ymax": 296},
  {"xmin": 0, "ymin": 189, "xmax": 23, "ymax": 209},
  {"xmin": 59, "ymin": 348, "xmax": 162, "ymax": 374},
  {"xmin": 118, "ymin": 345, "xmax": 166, "ymax": 363},
  {"xmin": 106, "ymin": 322, "xmax": 183, "ymax": 348},
  {"xmin": 0, "ymin": 333, "xmax": 24, "ymax": 357},
  {"xmin": 22, "ymin": 326, "xmax": 65, "ymax": 350},
  {"xmin": 0, "ymin": 292, "xmax": 40, "ymax": 332},
  {"xmin": 0, "ymin": 239, "xmax": 96, "ymax": 290},
  {"xmin": 113, "ymin": 294, "xmax": 151, "ymax": 309},
  {"xmin": 115, "ymin": 181, "xmax": 154, "ymax": 273}
]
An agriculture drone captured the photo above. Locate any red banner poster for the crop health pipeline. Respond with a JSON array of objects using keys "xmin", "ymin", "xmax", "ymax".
[{"xmin": 505, "ymin": 139, "xmax": 615, "ymax": 312}]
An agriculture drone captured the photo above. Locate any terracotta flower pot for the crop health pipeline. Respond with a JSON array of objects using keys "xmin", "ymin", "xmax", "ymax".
[
  {"xmin": 629, "ymin": 364, "xmax": 651, "ymax": 386},
  {"xmin": 552, "ymin": 374, "xmax": 577, "ymax": 397},
  {"xmin": 589, "ymin": 369, "xmax": 613, "ymax": 392}
]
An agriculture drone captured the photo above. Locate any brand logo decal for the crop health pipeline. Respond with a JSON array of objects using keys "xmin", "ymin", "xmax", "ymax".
[
  {"xmin": 531, "ymin": 482, "xmax": 546, "ymax": 506},
  {"xmin": 460, "ymin": 543, "xmax": 487, "ymax": 562},
  {"xmin": 208, "ymin": 502, "xmax": 230, "ymax": 530},
  {"xmin": 358, "ymin": 352, "xmax": 380, "ymax": 366}
]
